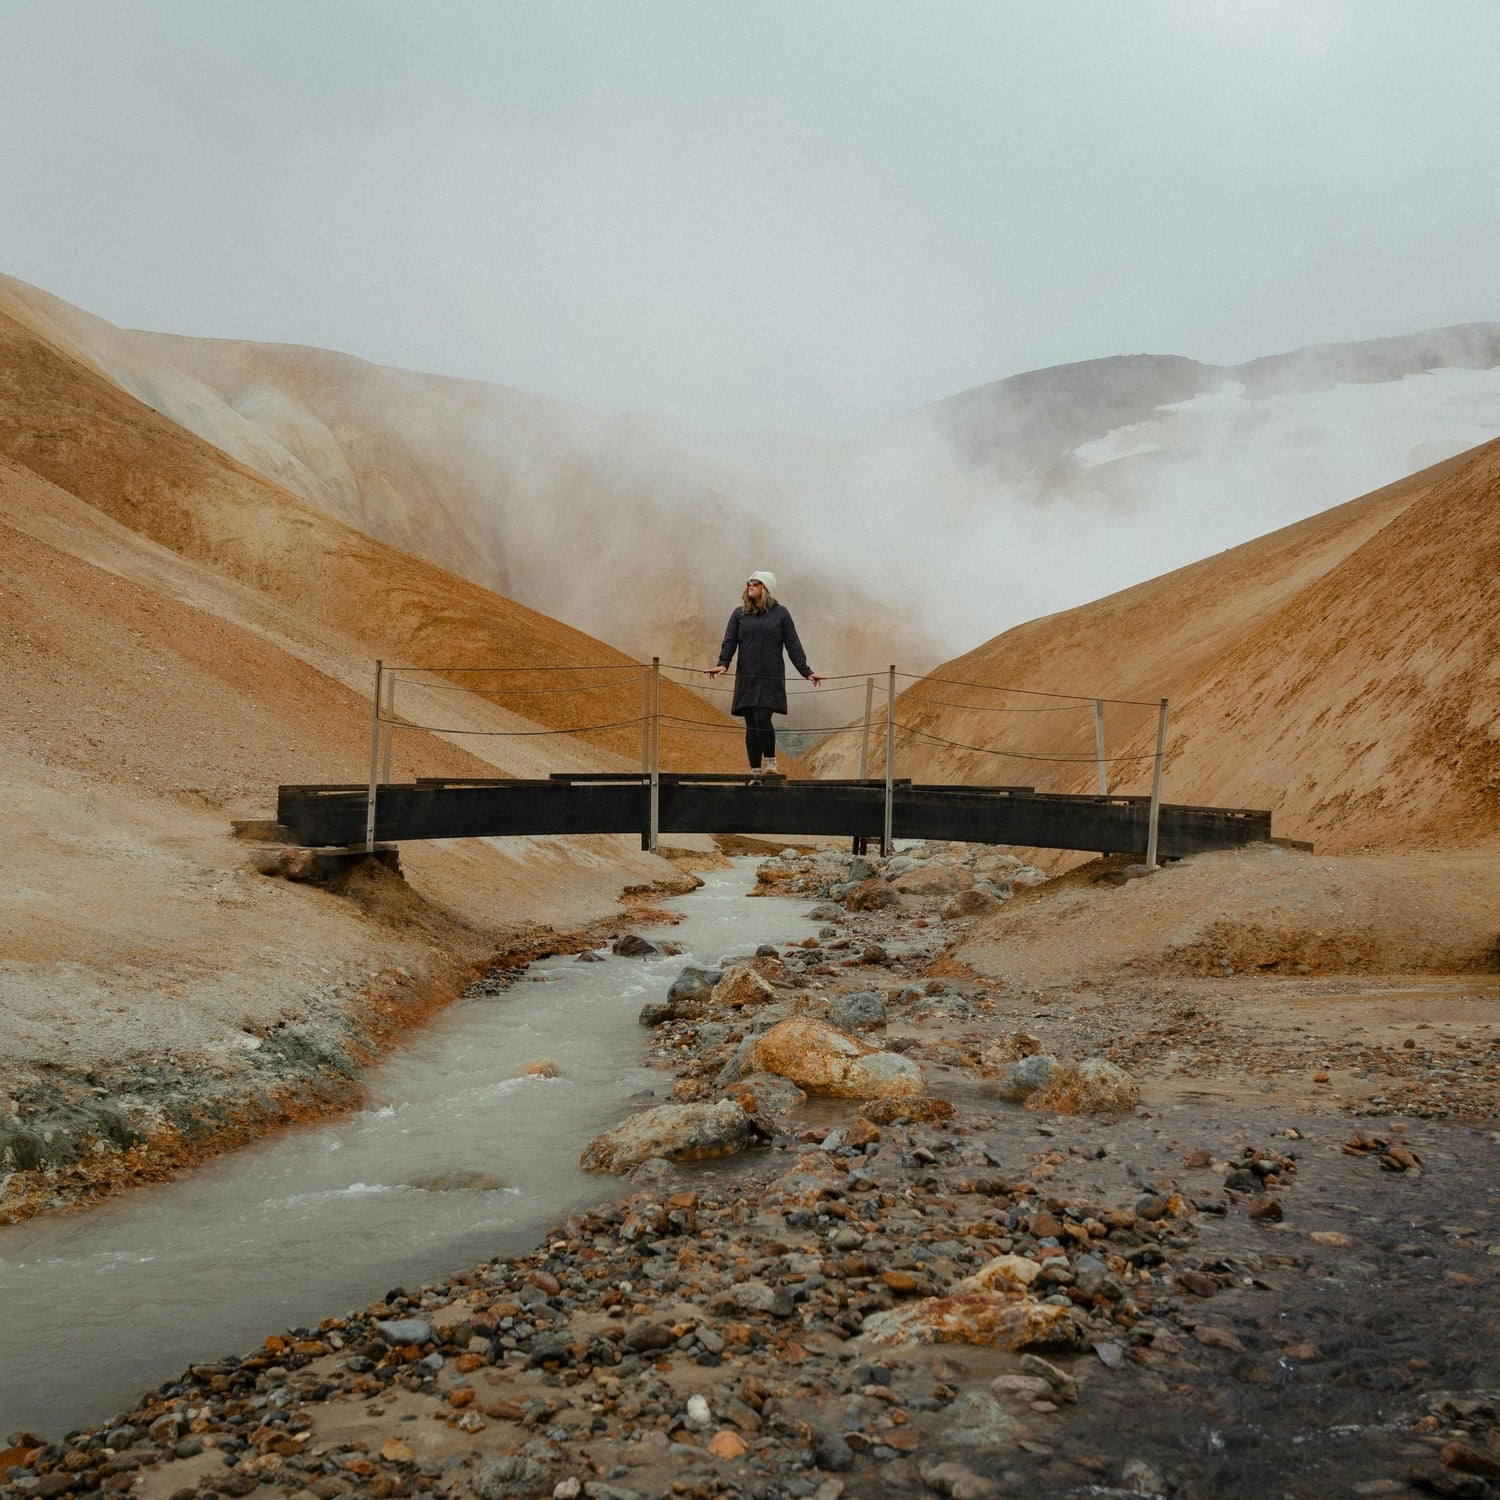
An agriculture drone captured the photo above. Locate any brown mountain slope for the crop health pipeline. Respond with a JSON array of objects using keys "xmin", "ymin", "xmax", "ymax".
[
  {"xmin": 809, "ymin": 439, "xmax": 1500, "ymax": 853},
  {"xmin": 0, "ymin": 304, "xmax": 740, "ymax": 770},
  {"xmin": 0, "ymin": 275, "xmax": 943, "ymax": 714},
  {"xmin": 0, "ymin": 447, "xmax": 701, "ymax": 1222}
]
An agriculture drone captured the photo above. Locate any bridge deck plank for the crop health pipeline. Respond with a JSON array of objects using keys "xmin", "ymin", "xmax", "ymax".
[{"xmin": 275, "ymin": 780, "xmax": 1270, "ymax": 858}]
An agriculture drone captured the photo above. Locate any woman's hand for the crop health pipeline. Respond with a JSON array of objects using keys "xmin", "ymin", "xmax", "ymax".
[
  {"xmin": 809, "ymin": 674, "xmax": 823, "ymax": 686},
  {"xmin": 707, "ymin": 665, "xmax": 728, "ymax": 677}
]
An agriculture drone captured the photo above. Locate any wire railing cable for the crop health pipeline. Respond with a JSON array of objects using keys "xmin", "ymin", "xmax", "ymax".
[
  {"xmin": 892, "ymin": 723, "xmax": 1156, "ymax": 764},
  {"xmin": 895, "ymin": 671, "xmax": 1158, "ymax": 709},
  {"xmin": 377, "ymin": 715, "xmax": 647, "ymax": 739}
]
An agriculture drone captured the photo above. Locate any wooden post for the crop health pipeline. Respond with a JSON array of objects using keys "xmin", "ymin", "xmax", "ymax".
[
  {"xmin": 380, "ymin": 669, "xmax": 397, "ymax": 784},
  {"xmin": 858, "ymin": 677, "xmax": 874, "ymax": 780},
  {"xmin": 883, "ymin": 665, "xmax": 896, "ymax": 856},
  {"xmin": 851, "ymin": 676, "xmax": 875, "ymax": 854},
  {"xmin": 1093, "ymin": 699, "xmax": 1107, "ymax": 797},
  {"xmin": 648, "ymin": 657, "xmax": 661, "ymax": 854},
  {"xmin": 640, "ymin": 667, "xmax": 650, "ymax": 774},
  {"xmin": 1145, "ymin": 697, "xmax": 1169, "ymax": 869},
  {"xmin": 365, "ymin": 660, "xmax": 383, "ymax": 853}
]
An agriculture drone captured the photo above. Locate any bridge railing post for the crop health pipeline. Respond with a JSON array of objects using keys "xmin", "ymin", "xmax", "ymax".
[
  {"xmin": 883, "ymin": 664, "xmax": 896, "ymax": 855},
  {"xmin": 365, "ymin": 659, "xmax": 383, "ymax": 853},
  {"xmin": 381, "ymin": 669, "xmax": 397, "ymax": 785},
  {"xmin": 1093, "ymin": 699, "xmax": 1107, "ymax": 797},
  {"xmin": 850, "ymin": 677, "xmax": 875, "ymax": 854},
  {"xmin": 648, "ymin": 656, "xmax": 661, "ymax": 854},
  {"xmin": 1145, "ymin": 697, "xmax": 1169, "ymax": 869},
  {"xmin": 858, "ymin": 678, "xmax": 874, "ymax": 780},
  {"xmin": 640, "ymin": 667, "xmax": 650, "ymax": 775}
]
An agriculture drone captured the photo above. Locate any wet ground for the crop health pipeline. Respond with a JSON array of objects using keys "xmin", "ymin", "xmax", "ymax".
[{"xmin": 2, "ymin": 848, "xmax": 1498, "ymax": 1500}]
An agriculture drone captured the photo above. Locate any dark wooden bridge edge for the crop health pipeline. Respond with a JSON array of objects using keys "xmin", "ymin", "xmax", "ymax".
[{"xmin": 275, "ymin": 778, "xmax": 1272, "ymax": 861}]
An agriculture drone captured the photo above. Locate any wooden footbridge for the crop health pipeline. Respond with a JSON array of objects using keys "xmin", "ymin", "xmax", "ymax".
[
  {"xmin": 268, "ymin": 660, "xmax": 1274, "ymax": 864},
  {"xmin": 275, "ymin": 772, "xmax": 1270, "ymax": 861}
]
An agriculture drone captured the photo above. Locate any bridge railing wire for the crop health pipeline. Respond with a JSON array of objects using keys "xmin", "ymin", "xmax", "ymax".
[
  {"xmin": 365, "ymin": 658, "xmax": 1166, "ymax": 770},
  {"xmin": 892, "ymin": 724, "xmax": 1156, "ymax": 764}
]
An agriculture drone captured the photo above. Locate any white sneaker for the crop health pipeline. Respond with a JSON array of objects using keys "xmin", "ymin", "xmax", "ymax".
[{"xmin": 762, "ymin": 758, "xmax": 779, "ymax": 776}]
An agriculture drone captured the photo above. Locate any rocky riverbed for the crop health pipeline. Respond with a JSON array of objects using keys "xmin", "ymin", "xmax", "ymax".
[{"xmin": 4, "ymin": 842, "xmax": 1498, "ymax": 1500}]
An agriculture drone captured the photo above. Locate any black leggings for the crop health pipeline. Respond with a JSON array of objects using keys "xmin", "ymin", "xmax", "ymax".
[{"xmin": 741, "ymin": 707, "xmax": 776, "ymax": 768}]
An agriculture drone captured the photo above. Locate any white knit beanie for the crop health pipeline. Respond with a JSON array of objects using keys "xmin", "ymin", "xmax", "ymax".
[{"xmin": 748, "ymin": 570, "xmax": 777, "ymax": 593}]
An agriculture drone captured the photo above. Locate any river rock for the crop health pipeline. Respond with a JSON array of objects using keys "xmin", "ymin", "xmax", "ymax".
[
  {"xmin": 637, "ymin": 999, "xmax": 674, "ymax": 1027},
  {"xmin": 892, "ymin": 865, "xmax": 974, "ymax": 896},
  {"xmin": 720, "ymin": 1073, "xmax": 808, "ymax": 1117},
  {"xmin": 404, "ymin": 1170, "xmax": 508, "ymax": 1193},
  {"xmin": 668, "ymin": 965, "xmax": 724, "ymax": 1007},
  {"xmin": 981, "ymin": 1031, "xmax": 1044, "ymax": 1067},
  {"xmin": 859, "ymin": 1285, "xmax": 1086, "ymax": 1350},
  {"xmin": 991, "ymin": 1054, "xmax": 1059, "ymax": 1101},
  {"xmin": 943, "ymin": 888, "xmax": 1001, "ymax": 919},
  {"xmin": 969, "ymin": 1253, "xmax": 1044, "ymax": 1290},
  {"xmin": 580, "ymin": 1100, "xmax": 754, "ymax": 1173},
  {"xmin": 812, "ymin": 1425, "xmax": 855, "ymax": 1471},
  {"xmin": 938, "ymin": 1392, "xmax": 1023, "ymax": 1450},
  {"xmin": 805, "ymin": 904, "xmax": 844, "ymax": 922},
  {"xmin": 829, "ymin": 990, "xmax": 888, "ymax": 1030},
  {"xmin": 845, "ymin": 877, "xmax": 900, "ymax": 912},
  {"xmin": 473, "ymin": 1454, "xmax": 550, "ymax": 1500},
  {"xmin": 711, "ymin": 966, "xmax": 777, "ymax": 1009},
  {"xmin": 611, "ymin": 934, "xmax": 660, "ymax": 957},
  {"xmin": 919, "ymin": 1460, "xmax": 1002, "ymax": 1499},
  {"xmin": 519, "ymin": 1058, "xmax": 561, "ymax": 1078},
  {"xmin": 1026, "ymin": 1057, "xmax": 1141, "ymax": 1115},
  {"xmin": 374, "ymin": 1318, "xmax": 433, "ymax": 1346},
  {"xmin": 744, "ymin": 1018, "xmax": 925, "ymax": 1099}
]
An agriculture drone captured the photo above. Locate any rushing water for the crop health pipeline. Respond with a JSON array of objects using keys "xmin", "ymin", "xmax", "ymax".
[{"xmin": 0, "ymin": 859, "xmax": 815, "ymax": 1437}]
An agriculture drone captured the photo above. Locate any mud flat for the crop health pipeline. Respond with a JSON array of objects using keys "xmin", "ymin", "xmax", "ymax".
[{"xmin": 3, "ymin": 842, "xmax": 1498, "ymax": 1500}]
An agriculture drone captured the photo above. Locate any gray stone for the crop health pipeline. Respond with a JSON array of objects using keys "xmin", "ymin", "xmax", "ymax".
[
  {"xmin": 942, "ymin": 1391, "xmax": 1021, "ymax": 1448},
  {"xmin": 1120, "ymin": 1457, "xmax": 1167, "ymax": 1496},
  {"xmin": 611, "ymin": 934, "xmax": 659, "ymax": 958},
  {"xmin": 732, "ymin": 1280, "xmax": 796, "ymax": 1318},
  {"xmin": 580, "ymin": 1100, "xmax": 754, "ymax": 1173},
  {"xmin": 404, "ymin": 1169, "xmax": 507, "ymax": 1193},
  {"xmin": 727, "ymin": 1072, "xmax": 808, "ymax": 1116},
  {"xmin": 830, "ymin": 991, "xmax": 888, "ymax": 1030},
  {"xmin": 812, "ymin": 1427, "xmax": 855, "ymax": 1472},
  {"xmin": 374, "ymin": 1318, "xmax": 432, "ymax": 1346},
  {"xmin": 473, "ymin": 1454, "xmax": 550, "ymax": 1499},
  {"xmin": 667, "ymin": 965, "xmax": 724, "ymax": 1006},
  {"xmin": 991, "ymin": 1054, "xmax": 1059, "ymax": 1101}
]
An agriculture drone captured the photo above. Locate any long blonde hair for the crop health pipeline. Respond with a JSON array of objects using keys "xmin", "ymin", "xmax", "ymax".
[{"xmin": 742, "ymin": 582, "xmax": 777, "ymax": 615}]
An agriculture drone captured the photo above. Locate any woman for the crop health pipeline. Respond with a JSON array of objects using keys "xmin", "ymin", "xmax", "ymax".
[{"xmin": 707, "ymin": 570, "xmax": 822, "ymax": 776}]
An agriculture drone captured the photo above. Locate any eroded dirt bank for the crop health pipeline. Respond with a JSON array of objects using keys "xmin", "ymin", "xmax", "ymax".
[
  {"xmin": 4, "ymin": 841, "xmax": 1497, "ymax": 1500},
  {"xmin": 0, "ymin": 840, "xmax": 707, "ymax": 1227}
]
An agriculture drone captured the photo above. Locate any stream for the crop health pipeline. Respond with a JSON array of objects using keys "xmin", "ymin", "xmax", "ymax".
[{"xmin": 0, "ymin": 859, "xmax": 815, "ymax": 1436}]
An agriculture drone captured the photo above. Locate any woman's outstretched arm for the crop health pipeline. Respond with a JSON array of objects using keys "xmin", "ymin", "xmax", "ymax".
[{"xmin": 708, "ymin": 610, "xmax": 741, "ymax": 676}]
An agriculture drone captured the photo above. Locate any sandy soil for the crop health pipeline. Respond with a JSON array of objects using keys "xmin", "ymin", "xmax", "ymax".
[
  {"xmin": 0, "ymin": 449, "xmax": 711, "ymax": 1221},
  {"xmin": 955, "ymin": 843, "xmax": 1500, "ymax": 984}
]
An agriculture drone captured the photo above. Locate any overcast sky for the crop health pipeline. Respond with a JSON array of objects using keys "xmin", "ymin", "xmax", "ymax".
[{"xmin": 4, "ymin": 1, "xmax": 1499, "ymax": 434}]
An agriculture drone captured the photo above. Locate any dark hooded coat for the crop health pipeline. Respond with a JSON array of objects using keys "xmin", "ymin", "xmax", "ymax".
[{"xmin": 717, "ymin": 602, "xmax": 812, "ymax": 716}]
